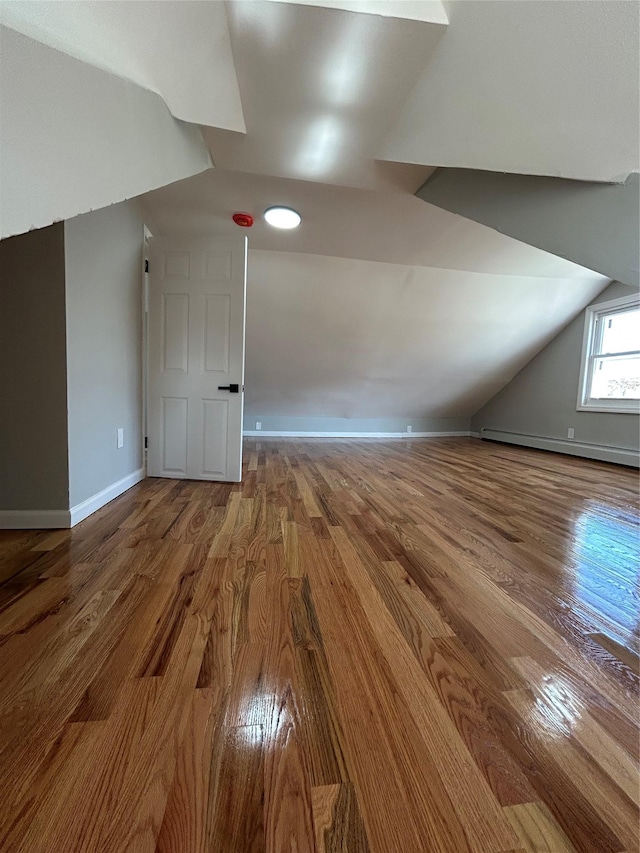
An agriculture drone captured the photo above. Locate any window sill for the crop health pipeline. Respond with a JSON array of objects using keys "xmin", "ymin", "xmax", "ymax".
[{"xmin": 576, "ymin": 403, "xmax": 640, "ymax": 415}]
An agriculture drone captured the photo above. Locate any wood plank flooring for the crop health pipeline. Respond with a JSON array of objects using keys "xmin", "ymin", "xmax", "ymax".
[{"xmin": 0, "ymin": 437, "xmax": 637, "ymax": 852}]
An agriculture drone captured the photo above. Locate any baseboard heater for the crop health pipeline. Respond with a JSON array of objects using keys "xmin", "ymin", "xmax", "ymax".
[{"xmin": 480, "ymin": 428, "xmax": 639, "ymax": 468}]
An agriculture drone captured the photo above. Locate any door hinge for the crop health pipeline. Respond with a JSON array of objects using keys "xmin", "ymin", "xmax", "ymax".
[
  {"xmin": 144, "ymin": 436, "xmax": 148, "ymax": 449},
  {"xmin": 144, "ymin": 259, "xmax": 149, "ymax": 273}
]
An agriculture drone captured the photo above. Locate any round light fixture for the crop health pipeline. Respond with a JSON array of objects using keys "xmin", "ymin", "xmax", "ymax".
[{"xmin": 264, "ymin": 206, "xmax": 301, "ymax": 229}]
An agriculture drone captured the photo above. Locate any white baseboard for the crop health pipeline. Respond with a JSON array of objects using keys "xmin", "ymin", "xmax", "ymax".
[
  {"xmin": 69, "ymin": 467, "xmax": 146, "ymax": 527},
  {"xmin": 243, "ymin": 430, "xmax": 472, "ymax": 438},
  {"xmin": 0, "ymin": 509, "xmax": 71, "ymax": 530},
  {"xmin": 0, "ymin": 468, "xmax": 146, "ymax": 530},
  {"xmin": 480, "ymin": 429, "xmax": 639, "ymax": 467}
]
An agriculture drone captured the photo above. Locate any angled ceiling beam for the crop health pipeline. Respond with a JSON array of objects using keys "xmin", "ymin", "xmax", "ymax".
[
  {"xmin": 269, "ymin": 0, "xmax": 448, "ymax": 25},
  {"xmin": 416, "ymin": 169, "xmax": 639, "ymax": 288},
  {"xmin": 0, "ymin": 1, "xmax": 245, "ymax": 130},
  {"xmin": 0, "ymin": 27, "xmax": 213, "ymax": 239}
]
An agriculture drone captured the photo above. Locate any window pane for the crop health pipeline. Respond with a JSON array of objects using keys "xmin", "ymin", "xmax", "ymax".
[
  {"xmin": 599, "ymin": 307, "xmax": 640, "ymax": 355},
  {"xmin": 590, "ymin": 354, "xmax": 640, "ymax": 399}
]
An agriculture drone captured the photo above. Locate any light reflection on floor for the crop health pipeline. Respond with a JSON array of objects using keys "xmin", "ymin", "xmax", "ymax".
[
  {"xmin": 532, "ymin": 672, "xmax": 586, "ymax": 739},
  {"xmin": 570, "ymin": 500, "xmax": 639, "ymax": 641}
]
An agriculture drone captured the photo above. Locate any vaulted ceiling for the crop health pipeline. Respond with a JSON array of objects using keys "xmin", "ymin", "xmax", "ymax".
[
  {"xmin": 140, "ymin": 168, "xmax": 609, "ymax": 419},
  {"xmin": 1, "ymin": 0, "xmax": 637, "ymax": 421},
  {"xmin": 2, "ymin": 0, "xmax": 638, "ymax": 236}
]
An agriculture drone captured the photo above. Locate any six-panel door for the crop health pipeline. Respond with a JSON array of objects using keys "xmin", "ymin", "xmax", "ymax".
[{"xmin": 147, "ymin": 237, "xmax": 247, "ymax": 482}]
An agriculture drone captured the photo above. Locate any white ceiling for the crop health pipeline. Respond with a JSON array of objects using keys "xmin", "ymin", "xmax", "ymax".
[
  {"xmin": 140, "ymin": 168, "xmax": 611, "ymax": 421},
  {"xmin": 1, "ymin": 0, "xmax": 633, "ymax": 421},
  {"xmin": 0, "ymin": 1, "xmax": 245, "ymax": 130},
  {"xmin": 275, "ymin": 0, "xmax": 449, "ymax": 25},
  {"xmin": 378, "ymin": 0, "xmax": 640, "ymax": 183},
  {"xmin": 0, "ymin": 26, "xmax": 212, "ymax": 240},
  {"xmin": 5, "ymin": 0, "xmax": 636, "ymax": 195},
  {"xmin": 209, "ymin": 0, "xmax": 638, "ymax": 187},
  {"xmin": 206, "ymin": 0, "xmax": 445, "ymax": 190},
  {"xmin": 139, "ymin": 168, "xmax": 605, "ymax": 280}
]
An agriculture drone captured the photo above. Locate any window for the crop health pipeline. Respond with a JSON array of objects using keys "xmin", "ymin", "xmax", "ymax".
[{"xmin": 577, "ymin": 293, "xmax": 640, "ymax": 413}]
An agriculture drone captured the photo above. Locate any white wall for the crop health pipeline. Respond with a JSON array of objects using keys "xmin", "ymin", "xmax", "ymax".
[
  {"xmin": 65, "ymin": 201, "xmax": 144, "ymax": 508},
  {"xmin": 242, "ymin": 414, "xmax": 470, "ymax": 435},
  {"xmin": 0, "ymin": 25, "xmax": 212, "ymax": 239}
]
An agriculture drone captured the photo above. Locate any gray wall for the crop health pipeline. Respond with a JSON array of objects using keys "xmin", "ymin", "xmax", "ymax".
[
  {"xmin": 65, "ymin": 201, "xmax": 143, "ymax": 507},
  {"xmin": 0, "ymin": 224, "xmax": 70, "ymax": 510},
  {"xmin": 242, "ymin": 414, "xmax": 470, "ymax": 434},
  {"xmin": 417, "ymin": 170, "xmax": 639, "ymax": 288},
  {"xmin": 471, "ymin": 281, "xmax": 639, "ymax": 453}
]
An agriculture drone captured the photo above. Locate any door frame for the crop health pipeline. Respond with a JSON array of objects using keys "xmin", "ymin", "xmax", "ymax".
[{"xmin": 141, "ymin": 224, "xmax": 153, "ymax": 476}]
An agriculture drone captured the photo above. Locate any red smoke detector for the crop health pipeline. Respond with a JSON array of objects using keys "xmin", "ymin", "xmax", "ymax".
[{"xmin": 232, "ymin": 212, "xmax": 254, "ymax": 227}]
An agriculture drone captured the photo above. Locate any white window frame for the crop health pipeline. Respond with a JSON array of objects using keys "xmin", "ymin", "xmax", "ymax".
[{"xmin": 577, "ymin": 292, "xmax": 640, "ymax": 414}]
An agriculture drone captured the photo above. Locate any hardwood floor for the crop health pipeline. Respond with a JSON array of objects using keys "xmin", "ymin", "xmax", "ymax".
[{"xmin": 0, "ymin": 437, "xmax": 637, "ymax": 852}]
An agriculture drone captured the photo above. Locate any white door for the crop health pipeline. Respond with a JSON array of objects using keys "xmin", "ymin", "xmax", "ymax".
[{"xmin": 147, "ymin": 236, "xmax": 247, "ymax": 482}]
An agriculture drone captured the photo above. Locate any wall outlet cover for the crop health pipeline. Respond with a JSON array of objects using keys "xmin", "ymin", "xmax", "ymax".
[
  {"xmin": 256, "ymin": 422, "xmax": 262, "ymax": 430},
  {"xmin": 567, "ymin": 427, "xmax": 575, "ymax": 439},
  {"xmin": 406, "ymin": 425, "xmax": 412, "ymax": 433},
  {"xmin": 117, "ymin": 428, "xmax": 124, "ymax": 448}
]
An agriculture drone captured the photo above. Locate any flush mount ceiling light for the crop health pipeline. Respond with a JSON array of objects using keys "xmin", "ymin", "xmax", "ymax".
[{"xmin": 264, "ymin": 206, "xmax": 301, "ymax": 229}]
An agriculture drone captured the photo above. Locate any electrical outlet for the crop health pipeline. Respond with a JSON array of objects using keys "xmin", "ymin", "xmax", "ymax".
[
  {"xmin": 567, "ymin": 427, "xmax": 575, "ymax": 440},
  {"xmin": 406, "ymin": 425, "xmax": 412, "ymax": 433},
  {"xmin": 117, "ymin": 428, "xmax": 124, "ymax": 448},
  {"xmin": 256, "ymin": 421, "xmax": 262, "ymax": 431}
]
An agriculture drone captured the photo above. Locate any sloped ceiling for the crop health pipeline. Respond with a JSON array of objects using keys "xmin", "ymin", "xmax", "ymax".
[
  {"xmin": 2, "ymin": 0, "xmax": 638, "ymax": 237},
  {"xmin": 244, "ymin": 251, "xmax": 608, "ymax": 419},
  {"xmin": 0, "ymin": 1, "xmax": 245, "ymax": 129},
  {"xmin": 206, "ymin": 0, "xmax": 445, "ymax": 191},
  {"xmin": 207, "ymin": 0, "xmax": 639, "ymax": 188},
  {"xmin": 1, "ymin": 0, "xmax": 636, "ymax": 422},
  {"xmin": 378, "ymin": 0, "xmax": 640, "ymax": 183},
  {"xmin": 0, "ymin": 26, "xmax": 212, "ymax": 239},
  {"xmin": 275, "ymin": 0, "xmax": 449, "ymax": 25},
  {"xmin": 139, "ymin": 169, "xmax": 610, "ymax": 420},
  {"xmin": 140, "ymin": 168, "xmax": 606, "ymax": 280}
]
